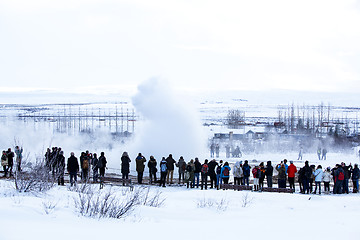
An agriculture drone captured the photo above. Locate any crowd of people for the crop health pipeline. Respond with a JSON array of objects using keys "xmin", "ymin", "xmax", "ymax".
[
  {"xmin": 1, "ymin": 147, "xmax": 359, "ymax": 195},
  {"xmin": 1, "ymin": 146, "xmax": 23, "ymax": 177}
]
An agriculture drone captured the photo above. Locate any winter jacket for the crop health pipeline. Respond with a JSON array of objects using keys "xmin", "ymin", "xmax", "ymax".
[
  {"xmin": 242, "ymin": 163, "xmax": 251, "ymax": 177},
  {"xmin": 136, "ymin": 156, "xmax": 146, "ymax": 172},
  {"xmin": 303, "ymin": 164, "xmax": 312, "ymax": 180},
  {"xmin": 15, "ymin": 148, "xmax": 23, "ymax": 162},
  {"xmin": 148, "ymin": 158, "xmax": 157, "ymax": 174},
  {"xmin": 177, "ymin": 158, "xmax": 186, "ymax": 174},
  {"xmin": 166, "ymin": 156, "xmax": 176, "ymax": 171},
  {"xmin": 194, "ymin": 160, "xmax": 202, "ymax": 173},
  {"xmin": 313, "ymin": 169, "xmax": 323, "ymax": 182},
  {"xmin": 277, "ymin": 166, "xmax": 286, "ymax": 180},
  {"xmin": 56, "ymin": 154, "xmax": 65, "ymax": 173},
  {"xmin": 121, "ymin": 156, "xmax": 131, "ymax": 174},
  {"xmin": 6, "ymin": 151, "xmax": 14, "ymax": 166},
  {"xmin": 351, "ymin": 167, "xmax": 360, "ymax": 180},
  {"xmin": 221, "ymin": 166, "xmax": 231, "ymax": 179},
  {"xmin": 287, "ymin": 164, "xmax": 297, "ymax": 178},
  {"xmin": 98, "ymin": 155, "xmax": 107, "ymax": 169},
  {"xmin": 265, "ymin": 162, "xmax": 273, "ymax": 177},
  {"xmin": 233, "ymin": 161, "xmax": 243, "ymax": 178},
  {"xmin": 207, "ymin": 160, "xmax": 218, "ymax": 174},
  {"xmin": 343, "ymin": 165, "xmax": 351, "ymax": 179},
  {"xmin": 1, "ymin": 154, "xmax": 8, "ymax": 166},
  {"xmin": 322, "ymin": 171, "xmax": 331, "ymax": 182},
  {"xmin": 67, "ymin": 155, "xmax": 79, "ymax": 173}
]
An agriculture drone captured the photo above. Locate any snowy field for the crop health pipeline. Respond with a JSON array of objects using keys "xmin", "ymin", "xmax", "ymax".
[{"xmin": 0, "ymin": 179, "xmax": 359, "ymax": 240}]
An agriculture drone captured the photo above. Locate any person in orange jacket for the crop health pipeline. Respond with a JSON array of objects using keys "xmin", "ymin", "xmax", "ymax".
[{"xmin": 287, "ymin": 160, "xmax": 297, "ymax": 191}]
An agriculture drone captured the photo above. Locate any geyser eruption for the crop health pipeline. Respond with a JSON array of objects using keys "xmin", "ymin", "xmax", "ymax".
[{"xmin": 131, "ymin": 78, "xmax": 206, "ymax": 160}]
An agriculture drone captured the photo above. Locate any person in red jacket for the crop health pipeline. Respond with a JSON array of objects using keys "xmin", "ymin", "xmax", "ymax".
[{"xmin": 287, "ymin": 161, "xmax": 297, "ymax": 191}]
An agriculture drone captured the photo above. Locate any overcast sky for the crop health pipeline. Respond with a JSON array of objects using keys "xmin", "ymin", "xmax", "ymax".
[{"xmin": 1, "ymin": 0, "xmax": 360, "ymax": 94}]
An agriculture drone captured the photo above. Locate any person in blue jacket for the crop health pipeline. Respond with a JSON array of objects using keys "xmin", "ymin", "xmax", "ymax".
[
  {"xmin": 220, "ymin": 162, "xmax": 231, "ymax": 184},
  {"xmin": 242, "ymin": 160, "xmax": 251, "ymax": 186}
]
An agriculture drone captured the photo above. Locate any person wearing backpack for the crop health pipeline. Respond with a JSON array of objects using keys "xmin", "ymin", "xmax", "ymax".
[
  {"xmin": 341, "ymin": 162, "xmax": 351, "ymax": 194},
  {"xmin": 185, "ymin": 159, "xmax": 195, "ymax": 188},
  {"xmin": 136, "ymin": 153, "xmax": 146, "ymax": 184},
  {"xmin": 121, "ymin": 152, "xmax": 131, "ymax": 185},
  {"xmin": 159, "ymin": 157, "xmax": 168, "ymax": 187},
  {"xmin": 1, "ymin": 150, "xmax": 9, "ymax": 177},
  {"xmin": 242, "ymin": 160, "xmax": 251, "ymax": 186},
  {"xmin": 193, "ymin": 158, "xmax": 202, "ymax": 188},
  {"xmin": 334, "ymin": 164, "xmax": 344, "ymax": 194},
  {"xmin": 220, "ymin": 162, "xmax": 231, "ymax": 185},
  {"xmin": 207, "ymin": 159, "xmax": 218, "ymax": 189},
  {"xmin": 322, "ymin": 167, "xmax": 331, "ymax": 194},
  {"xmin": 98, "ymin": 152, "xmax": 107, "ymax": 188},
  {"xmin": 148, "ymin": 156, "xmax": 157, "ymax": 184},
  {"xmin": 351, "ymin": 164, "xmax": 360, "ymax": 193},
  {"xmin": 80, "ymin": 152, "xmax": 90, "ymax": 182},
  {"xmin": 216, "ymin": 160, "xmax": 223, "ymax": 189},
  {"xmin": 313, "ymin": 165, "xmax": 323, "ymax": 194},
  {"xmin": 177, "ymin": 156, "xmax": 186, "ymax": 185},
  {"xmin": 201, "ymin": 159, "xmax": 209, "ymax": 190}
]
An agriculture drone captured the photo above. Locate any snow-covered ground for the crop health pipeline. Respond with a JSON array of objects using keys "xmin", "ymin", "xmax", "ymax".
[{"xmin": 0, "ymin": 179, "xmax": 359, "ymax": 240}]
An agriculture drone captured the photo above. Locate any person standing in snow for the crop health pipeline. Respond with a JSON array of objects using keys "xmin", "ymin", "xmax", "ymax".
[
  {"xmin": 298, "ymin": 146, "xmax": 303, "ymax": 160},
  {"xmin": 220, "ymin": 162, "xmax": 231, "ymax": 184},
  {"xmin": 317, "ymin": 147, "xmax": 322, "ymax": 160},
  {"xmin": 91, "ymin": 153, "xmax": 99, "ymax": 182},
  {"xmin": 166, "ymin": 154, "xmax": 176, "ymax": 184},
  {"xmin": 242, "ymin": 160, "xmax": 251, "ymax": 186},
  {"xmin": 56, "ymin": 151, "xmax": 65, "ymax": 186},
  {"xmin": 313, "ymin": 165, "xmax": 323, "ymax": 194},
  {"xmin": 15, "ymin": 146, "xmax": 23, "ymax": 172},
  {"xmin": 302, "ymin": 161, "xmax": 312, "ymax": 194},
  {"xmin": 322, "ymin": 148, "xmax": 327, "ymax": 160},
  {"xmin": 351, "ymin": 164, "xmax": 359, "ymax": 193},
  {"xmin": 210, "ymin": 143, "xmax": 215, "ymax": 158},
  {"xmin": 159, "ymin": 157, "xmax": 168, "ymax": 187},
  {"xmin": 177, "ymin": 156, "xmax": 186, "ymax": 184},
  {"xmin": 185, "ymin": 159, "xmax": 195, "ymax": 188},
  {"xmin": 259, "ymin": 162, "xmax": 266, "ymax": 190},
  {"xmin": 265, "ymin": 161, "xmax": 273, "ymax": 188},
  {"xmin": 287, "ymin": 161, "xmax": 297, "ymax": 191},
  {"xmin": 6, "ymin": 148, "xmax": 14, "ymax": 177},
  {"xmin": 207, "ymin": 159, "xmax": 218, "ymax": 188},
  {"xmin": 216, "ymin": 160, "xmax": 223, "ymax": 189},
  {"xmin": 148, "ymin": 156, "xmax": 157, "ymax": 184},
  {"xmin": 322, "ymin": 167, "xmax": 331, "ymax": 194},
  {"xmin": 215, "ymin": 144, "xmax": 220, "ymax": 158},
  {"xmin": 121, "ymin": 152, "xmax": 131, "ymax": 185},
  {"xmin": 193, "ymin": 157, "xmax": 202, "ymax": 188},
  {"xmin": 67, "ymin": 152, "xmax": 79, "ymax": 187},
  {"xmin": 276, "ymin": 163, "xmax": 287, "ymax": 188},
  {"xmin": 135, "ymin": 153, "xmax": 146, "ymax": 184},
  {"xmin": 1, "ymin": 150, "xmax": 9, "ymax": 177},
  {"xmin": 98, "ymin": 152, "xmax": 107, "ymax": 188},
  {"xmin": 233, "ymin": 161, "xmax": 243, "ymax": 185},
  {"xmin": 252, "ymin": 165, "xmax": 260, "ymax": 191},
  {"xmin": 200, "ymin": 159, "xmax": 209, "ymax": 190}
]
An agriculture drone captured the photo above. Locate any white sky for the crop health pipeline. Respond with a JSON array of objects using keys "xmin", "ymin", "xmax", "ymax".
[{"xmin": 0, "ymin": 0, "xmax": 360, "ymax": 94}]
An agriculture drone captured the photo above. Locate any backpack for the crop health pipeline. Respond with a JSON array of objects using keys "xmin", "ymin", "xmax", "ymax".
[
  {"xmin": 82, "ymin": 159, "xmax": 89, "ymax": 170},
  {"xmin": 338, "ymin": 171, "xmax": 344, "ymax": 181},
  {"xmin": 161, "ymin": 163, "xmax": 167, "ymax": 173},
  {"xmin": 222, "ymin": 167, "xmax": 230, "ymax": 177},
  {"xmin": 181, "ymin": 163, "xmax": 186, "ymax": 172},
  {"xmin": 201, "ymin": 164, "xmax": 209, "ymax": 174},
  {"xmin": 1, "ymin": 155, "xmax": 8, "ymax": 166},
  {"xmin": 252, "ymin": 168, "xmax": 258, "ymax": 177}
]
